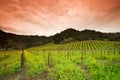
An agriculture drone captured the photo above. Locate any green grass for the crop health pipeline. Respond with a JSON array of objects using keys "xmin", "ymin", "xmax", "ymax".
[
  {"xmin": 0, "ymin": 40, "xmax": 120, "ymax": 80},
  {"xmin": 0, "ymin": 50, "xmax": 21, "ymax": 78},
  {"xmin": 24, "ymin": 51, "xmax": 48, "ymax": 76}
]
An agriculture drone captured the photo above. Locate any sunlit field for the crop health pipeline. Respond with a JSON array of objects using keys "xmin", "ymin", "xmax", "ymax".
[{"xmin": 0, "ymin": 40, "xmax": 120, "ymax": 80}]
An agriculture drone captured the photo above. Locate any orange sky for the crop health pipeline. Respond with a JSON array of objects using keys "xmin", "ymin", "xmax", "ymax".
[{"xmin": 0, "ymin": 0, "xmax": 120, "ymax": 36}]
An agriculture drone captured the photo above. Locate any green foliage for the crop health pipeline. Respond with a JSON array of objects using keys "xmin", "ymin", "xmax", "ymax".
[
  {"xmin": 24, "ymin": 51, "xmax": 48, "ymax": 76},
  {"xmin": 0, "ymin": 40, "xmax": 120, "ymax": 80},
  {"xmin": 26, "ymin": 40, "xmax": 120, "ymax": 80},
  {"xmin": 0, "ymin": 51, "xmax": 21, "ymax": 77}
]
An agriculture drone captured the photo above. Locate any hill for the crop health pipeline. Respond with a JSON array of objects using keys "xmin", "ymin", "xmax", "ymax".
[
  {"xmin": 1, "ymin": 40, "xmax": 120, "ymax": 80},
  {"xmin": 27, "ymin": 40, "xmax": 120, "ymax": 51},
  {"xmin": 0, "ymin": 28, "xmax": 120, "ymax": 49},
  {"xmin": 51, "ymin": 28, "xmax": 120, "ymax": 43},
  {"xmin": 0, "ymin": 30, "xmax": 50, "ymax": 50}
]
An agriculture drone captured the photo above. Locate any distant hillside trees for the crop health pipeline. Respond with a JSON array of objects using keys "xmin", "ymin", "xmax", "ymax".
[
  {"xmin": 51, "ymin": 29, "xmax": 120, "ymax": 44},
  {"xmin": 0, "ymin": 28, "xmax": 120, "ymax": 49},
  {"xmin": 0, "ymin": 30, "xmax": 50, "ymax": 50}
]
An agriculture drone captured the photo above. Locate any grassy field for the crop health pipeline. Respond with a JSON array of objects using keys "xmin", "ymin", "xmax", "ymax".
[{"xmin": 0, "ymin": 40, "xmax": 120, "ymax": 80}]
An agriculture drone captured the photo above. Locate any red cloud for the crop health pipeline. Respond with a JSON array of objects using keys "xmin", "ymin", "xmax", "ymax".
[{"xmin": 0, "ymin": 0, "xmax": 120, "ymax": 36}]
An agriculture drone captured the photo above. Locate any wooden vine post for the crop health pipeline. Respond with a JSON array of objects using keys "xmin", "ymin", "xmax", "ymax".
[
  {"xmin": 48, "ymin": 52, "xmax": 50, "ymax": 66},
  {"xmin": 67, "ymin": 52, "xmax": 70, "ymax": 59},
  {"xmin": 81, "ymin": 50, "xmax": 83, "ymax": 60},
  {"xmin": 114, "ymin": 49, "xmax": 115, "ymax": 56},
  {"xmin": 21, "ymin": 49, "xmax": 25, "ymax": 72},
  {"xmin": 107, "ymin": 49, "xmax": 110, "ymax": 56},
  {"xmin": 92, "ymin": 50, "xmax": 94, "ymax": 58},
  {"xmin": 101, "ymin": 50, "xmax": 103, "ymax": 58},
  {"xmin": 51, "ymin": 52, "xmax": 52, "ymax": 66},
  {"xmin": 119, "ymin": 49, "xmax": 120, "ymax": 55}
]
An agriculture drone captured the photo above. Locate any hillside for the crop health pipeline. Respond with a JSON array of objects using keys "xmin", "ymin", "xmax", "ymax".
[
  {"xmin": 0, "ymin": 28, "xmax": 120, "ymax": 50},
  {"xmin": 27, "ymin": 40, "xmax": 120, "ymax": 51},
  {"xmin": 1, "ymin": 41, "xmax": 120, "ymax": 80},
  {"xmin": 51, "ymin": 28, "xmax": 120, "ymax": 43},
  {"xmin": 0, "ymin": 30, "xmax": 50, "ymax": 50}
]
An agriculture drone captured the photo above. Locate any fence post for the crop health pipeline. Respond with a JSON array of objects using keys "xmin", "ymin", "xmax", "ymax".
[
  {"xmin": 84, "ymin": 50, "xmax": 86, "ymax": 59},
  {"xmin": 21, "ymin": 49, "xmax": 25, "ymax": 72},
  {"xmin": 92, "ymin": 50, "xmax": 94, "ymax": 58},
  {"xmin": 51, "ymin": 52, "xmax": 52, "ymax": 66},
  {"xmin": 101, "ymin": 50, "xmax": 103, "ymax": 59},
  {"xmin": 42, "ymin": 50, "xmax": 44, "ymax": 56},
  {"xmin": 48, "ymin": 52, "xmax": 50, "ymax": 66},
  {"xmin": 67, "ymin": 52, "xmax": 70, "ymax": 59},
  {"xmin": 81, "ymin": 50, "xmax": 83, "ymax": 60},
  {"xmin": 118, "ymin": 50, "xmax": 120, "ymax": 55},
  {"xmin": 70, "ymin": 51, "xmax": 71, "ymax": 60},
  {"xmin": 114, "ymin": 49, "xmax": 115, "ymax": 56},
  {"xmin": 107, "ymin": 50, "xmax": 109, "ymax": 56},
  {"xmin": 58, "ymin": 50, "xmax": 61, "ymax": 57}
]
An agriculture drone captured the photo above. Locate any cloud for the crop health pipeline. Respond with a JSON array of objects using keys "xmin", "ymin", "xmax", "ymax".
[{"xmin": 0, "ymin": 0, "xmax": 120, "ymax": 36}]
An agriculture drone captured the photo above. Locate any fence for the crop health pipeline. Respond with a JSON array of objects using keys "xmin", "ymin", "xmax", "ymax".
[
  {"xmin": 27, "ymin": 49, "xmax": 120, "ymax": 67},
  {"xmin": 0, "ymin": 49, "xmax": 120, "ymax": 72}
]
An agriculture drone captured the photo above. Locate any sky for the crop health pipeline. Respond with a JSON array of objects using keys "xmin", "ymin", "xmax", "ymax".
[{"xmin": 0, "ymin": 0, "xmax": 120, "ymax": 36}]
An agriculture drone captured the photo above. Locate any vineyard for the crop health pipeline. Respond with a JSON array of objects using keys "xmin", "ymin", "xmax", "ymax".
[{"xmin": 0, "ymin": 40, "xmax": 120, "ymax": 80}]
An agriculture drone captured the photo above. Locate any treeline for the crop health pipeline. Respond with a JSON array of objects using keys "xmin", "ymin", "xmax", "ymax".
[
  {"xmin": 0, "ymin": 28, "xmax": 120, "ymax": 50},
  {"xmin": 51, "ymin": 28, "xmax": 120, "ymax": 43},
  {"xmin": 0, "ymin": 30, "xmax": 50, "ymax": 50}
]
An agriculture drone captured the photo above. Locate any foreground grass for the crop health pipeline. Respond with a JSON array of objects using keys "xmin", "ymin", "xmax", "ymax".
[
  {"xmin": 0, "ymin": 50, "xmax": 21, "ymax": 78},
  {"xmin": 0, "ymin": 40, "xmax": 120, "ymax": 80}
]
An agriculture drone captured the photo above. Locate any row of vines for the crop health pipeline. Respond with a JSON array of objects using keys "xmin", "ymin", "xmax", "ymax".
[{"xmin": 0, "ymin": 40, "xmax": 120, "ymax": 80}]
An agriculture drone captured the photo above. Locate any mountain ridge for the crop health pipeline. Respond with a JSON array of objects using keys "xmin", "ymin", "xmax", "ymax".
[
  {"xmin": 51, "ymin": 28, "xmax": 120, "ymax": 43},
  {"xmin": 0, "ymin": 28, "xmax": 120, "ymax": 49}
]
